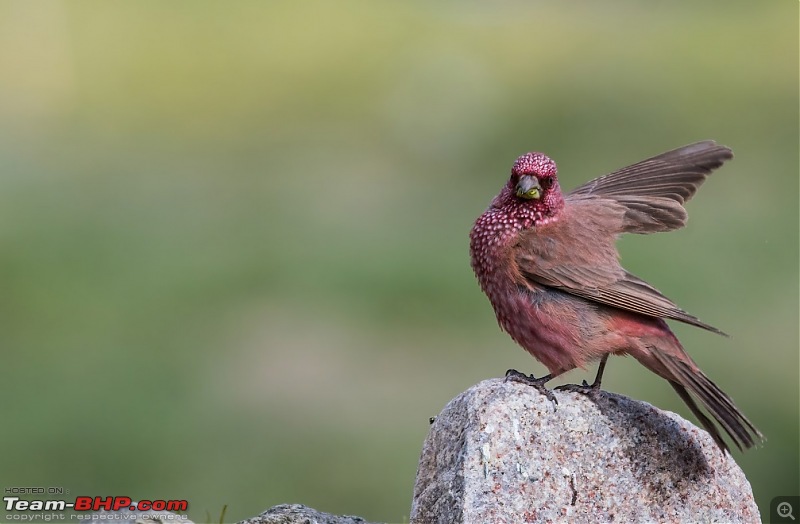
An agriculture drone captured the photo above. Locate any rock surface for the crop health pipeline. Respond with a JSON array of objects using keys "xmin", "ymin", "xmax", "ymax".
[
  {"xmin": 79, "ymin": 507, "xmax": 194, "ymax": 523},
  {"xmin": 240, "ymin": 504, "xmax": 379, "ymax": 524},
  {"xmin": 411, "ymin": 378, "xmax": 760, "ymax": 524}
]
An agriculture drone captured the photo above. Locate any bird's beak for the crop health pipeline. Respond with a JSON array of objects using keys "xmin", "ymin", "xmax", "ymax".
[{"xmin": 515, "ymin": 175, "xmax": 541, "ymax": 200}]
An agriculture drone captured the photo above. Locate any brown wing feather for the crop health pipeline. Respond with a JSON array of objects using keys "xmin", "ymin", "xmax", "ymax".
[
  {"xmin": 551, "ymin": 272, "xmax": 728, "ymax": 336},
  {"xmin": 567, "ymin": 141, "xmax": 733, "ymax": 233},
  {"xmin": 515, "ymin": 200, "xmax": 726, "ymax": 336}
]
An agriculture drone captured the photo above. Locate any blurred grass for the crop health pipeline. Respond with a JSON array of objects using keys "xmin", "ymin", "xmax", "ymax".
[{"xmin": 0, "ymin": 1, "xmax": 796, "ymax": 522}]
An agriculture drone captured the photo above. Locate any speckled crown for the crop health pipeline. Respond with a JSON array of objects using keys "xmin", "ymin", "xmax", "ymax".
[{"xmin": 511, "ymin": 152, "xmax": 557, "ymax": 178}]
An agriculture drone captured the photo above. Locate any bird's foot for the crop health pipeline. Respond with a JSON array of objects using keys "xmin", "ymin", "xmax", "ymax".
[
  {"xmin": 504, "ymin": 369, "xmax": 558, "ymax": 405},
  {"xmin": 555, "ymin": 379, "xmax": 602, "ymax": 398}
]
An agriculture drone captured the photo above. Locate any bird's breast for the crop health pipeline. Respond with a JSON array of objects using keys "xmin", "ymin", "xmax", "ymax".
[
  {"xmin": 490, "ymin": 283, "xmax": 609, "ymax": 374},
  {"xmin": 469, "ymin": 211, "xmax": 526, "ymax": 285}
]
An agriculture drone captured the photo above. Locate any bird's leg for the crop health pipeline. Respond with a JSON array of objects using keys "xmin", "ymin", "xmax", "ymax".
[
  {"xmin": 504, "ymin": 369, "xmax": 557, "ymax": 405},
  {"xmin": 555, "ymin": 354, "xmax": 609, "ymax": 396},
  {"xmin": 589, "ymin": 353, "xmax": 609, "ymax": 388}
]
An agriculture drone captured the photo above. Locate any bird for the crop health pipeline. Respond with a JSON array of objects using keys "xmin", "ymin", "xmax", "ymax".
[{"xmin": 468, "ymin": 140, "xmax": 763, "ymax": 453}]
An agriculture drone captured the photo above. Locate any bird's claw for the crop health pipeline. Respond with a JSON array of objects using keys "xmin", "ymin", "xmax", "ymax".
[
  {"xmin": 504, "ymin": 369, "xmax": 558, "ymax": 405},
  {"xmin": 555, "ymin": 379, "xmax": 601, "ymax": 398}
]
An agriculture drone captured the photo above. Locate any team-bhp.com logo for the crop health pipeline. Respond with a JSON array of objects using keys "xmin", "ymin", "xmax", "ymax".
[{"xmin": 4, "ymin": 496, "xmax": 188, "ymax": 512}]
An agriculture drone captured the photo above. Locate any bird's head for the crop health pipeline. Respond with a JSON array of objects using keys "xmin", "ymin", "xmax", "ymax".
[{"xmin": 504, "ymin": 152, "xmax": 564, "ymax": 219}]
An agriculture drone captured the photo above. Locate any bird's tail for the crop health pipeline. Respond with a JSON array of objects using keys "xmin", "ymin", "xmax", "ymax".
[{"xmin": 652, "ymin": 350, "xmax": 763, "ymax": 453}]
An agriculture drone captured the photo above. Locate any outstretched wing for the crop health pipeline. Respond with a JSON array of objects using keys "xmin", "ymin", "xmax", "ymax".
[{"xmin": 567, "ymin": 141, "xmax": 733, "ymax": 234}]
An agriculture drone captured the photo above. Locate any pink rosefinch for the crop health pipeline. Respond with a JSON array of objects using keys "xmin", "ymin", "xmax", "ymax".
[{"xmin": 469, "ymin": 141, "xmax": 762, "ymax": 452}]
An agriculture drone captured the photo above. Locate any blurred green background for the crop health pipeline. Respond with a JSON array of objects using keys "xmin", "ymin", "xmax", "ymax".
[{"xmin": 0, "ymin": 2, "xmax": 796, "ymax": 522}]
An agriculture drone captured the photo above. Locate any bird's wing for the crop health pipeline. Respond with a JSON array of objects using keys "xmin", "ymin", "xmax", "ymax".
[
  {"xmin": 566, "ymin": 141, "xmax": 733, "ymax": 234},
  {"xmin": 514, "ymin": 202, "xmax": 726, "ymax": 335},
  {"xmin": 553, "ymin": 271, "xmax": 727, "ymax": 336}
]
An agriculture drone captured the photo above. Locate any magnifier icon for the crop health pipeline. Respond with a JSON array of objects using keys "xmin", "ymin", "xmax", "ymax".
[{"xmin": 778, "ymin": 501, "xmax": 795, "ymax": 521}]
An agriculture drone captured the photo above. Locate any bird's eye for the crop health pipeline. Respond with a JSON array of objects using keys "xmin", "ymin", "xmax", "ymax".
[{"xmin": 540, "ymin": 176, "xmax": 552, "ymax": 188}]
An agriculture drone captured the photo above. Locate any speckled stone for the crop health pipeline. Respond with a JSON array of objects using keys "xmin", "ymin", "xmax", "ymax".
[
  {"xmin": 411, "ymin": 378, "xmax": 760, "ymax": 524},
  {"xmin": 240, "ymin": 504, "xmax": 379, "ymax": 524}
]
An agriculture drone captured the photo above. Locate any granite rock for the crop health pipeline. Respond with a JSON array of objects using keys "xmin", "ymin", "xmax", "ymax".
[
  {"xmin": 240, "ymin": 503, "xmax": 380, "ymax": 524},
  {"xmin": 411, "ymin": 378, "xmax": 760, "ymax": 523}
]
